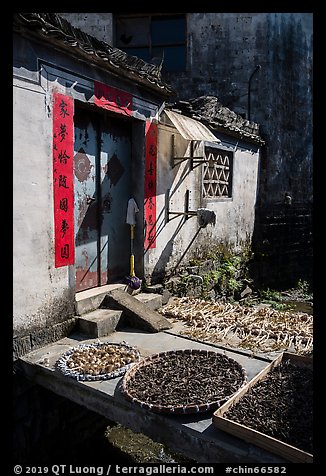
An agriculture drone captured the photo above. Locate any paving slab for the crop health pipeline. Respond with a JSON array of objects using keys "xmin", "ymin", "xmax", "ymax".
[{"xmin": 18, "ymin": 324, "xmax": 287, "ymax": 463}]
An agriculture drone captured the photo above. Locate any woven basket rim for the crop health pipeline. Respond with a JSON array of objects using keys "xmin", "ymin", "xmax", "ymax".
[
  {"xmin": 56, "ymin": 341, "xmax": 141, "ymax": 381},
  {"xmin": 121, "ymin": 348, "xmax": 247, "ymax": 414}
]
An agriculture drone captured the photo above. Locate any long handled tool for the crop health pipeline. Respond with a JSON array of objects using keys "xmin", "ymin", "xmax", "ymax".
[{"xmin": 125, "ymin": 198, "xmax": 141, "ymax": 290}]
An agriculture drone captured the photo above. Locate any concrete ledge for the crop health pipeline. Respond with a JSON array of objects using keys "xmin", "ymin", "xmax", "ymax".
[
  {"xmin": 102, "ymin": 289, "xmax": 172, "ymax": 333},
  {"xmin": 18, "ymin": 330, "xmax": 287, "ymax": 463},
  {"xmin": 13, "ymin": 318, "xmax": 77, "ymax": 361},
  {"xmin": 78, "ymin": 309, "xmax": 123, "ymax": 338}
]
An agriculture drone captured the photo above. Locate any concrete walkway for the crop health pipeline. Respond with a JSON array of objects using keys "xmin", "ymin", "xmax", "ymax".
[{"xmin": 19, "ymin": 325, "xmax": 287, "ymax": 463}]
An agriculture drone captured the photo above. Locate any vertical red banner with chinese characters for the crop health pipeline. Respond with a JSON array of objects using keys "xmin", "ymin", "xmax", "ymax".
[
  {"xmin": 53, "ymin": 92, "xmax": 75, "ymax": 267},
  {"xmin": 144, "ymin": 121, "xmax": 157, "ymax": 249},
  {"xmin": 94, "ymin": 81, "xmax": 133, "ymax": 117}
]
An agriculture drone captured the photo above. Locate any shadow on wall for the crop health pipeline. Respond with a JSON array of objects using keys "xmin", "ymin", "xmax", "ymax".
[
  {"xmin": 150, "ymin": 218, "xmax": 185, "ymax": 284},
  {"xmin": 144, "ymin": 138, "xmax": 198, "ymax": 282},
  {"xmin": 151, "ymin": 219, "xmax": 205, "ymax": 284}
]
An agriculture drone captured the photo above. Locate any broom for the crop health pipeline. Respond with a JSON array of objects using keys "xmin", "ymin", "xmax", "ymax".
[{"xmin": 125, "ymin": 198, "xmax": 141, "ymax": 290}]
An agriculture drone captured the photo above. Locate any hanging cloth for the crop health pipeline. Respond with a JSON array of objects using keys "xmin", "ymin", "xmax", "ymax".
[{"xmin": 126, "ymin": 198, "xmax": 139, "ymax": 225}]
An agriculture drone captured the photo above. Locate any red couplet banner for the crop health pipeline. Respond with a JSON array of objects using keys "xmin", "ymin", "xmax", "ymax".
[
  {"xmin": 94, "ymin": 81, "xmax": 133, "ymax": 116},
  {"xmin": 53, "ymin": 92, "xmax": 75, "ymax": 267},
  {"xmin": 144, "ymin": 121, "xmax": 157, "ymax": 249}
]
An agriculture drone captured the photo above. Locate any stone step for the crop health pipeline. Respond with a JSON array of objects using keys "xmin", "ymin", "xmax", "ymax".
[
  {"xmin": 78, "ymin": 309, "xmax": 123, "ymax": 338},
  {"xmin": 101, "ymin": 289, "xmax": 172, "ymax": 333},
  {"xmin": 75, "ymin": 284, "xmax": 126, "ymax": 316},
  {"xmin": 134, "ymin": 292, "xmax": 163, "ymax": 311}
]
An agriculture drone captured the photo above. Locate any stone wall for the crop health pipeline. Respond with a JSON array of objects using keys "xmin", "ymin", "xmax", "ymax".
[
  {"xmin": 163, "ymin": 13, "xmax": 313, "ymax": 208},
  {"xmin": 13, "ymin": 371, "xmax": 113, "ymax": 464},
  {"xmin": 164, "ymin": 13, "xmax": 313, "ymax": 287},
  {"xmin": 251, "ymin": 204, "xmax": 313, "ymax": 289},
  {"xmin": 13, "ymin": 318, "xmax": 77, "ymax": 361}
]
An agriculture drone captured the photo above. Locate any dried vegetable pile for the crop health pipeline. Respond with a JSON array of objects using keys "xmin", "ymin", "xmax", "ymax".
[
  {"xmin": 224, "ymin": 360, "xmax": 313, "ymax": 454},
  {"xmin": 160, "ymin": 297, "xmax": 313, "ymax": 354},
  {"xmin": 56, "ymin": 341, "xmax": 140, "ymax": 381},
  {"xmin": 122, "ymin": 349, "xmax": 246, "ymax": 414}
]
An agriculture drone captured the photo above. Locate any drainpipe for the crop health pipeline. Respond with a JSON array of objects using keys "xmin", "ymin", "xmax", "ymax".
[{"xmin": 248, "ymin": 65, "xmax": 261, "ymax": 121}]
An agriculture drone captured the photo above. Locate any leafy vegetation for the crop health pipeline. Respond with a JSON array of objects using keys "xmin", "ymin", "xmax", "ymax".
[
  {"xmin": 165, "ymin": 242, "xmax": 313, "ymax": 312},
  {"xmin": 167, "ymin": 244, "xmax": 253, "ymax": 300}
]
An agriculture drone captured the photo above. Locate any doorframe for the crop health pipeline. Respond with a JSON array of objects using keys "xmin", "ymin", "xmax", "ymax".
[{"xmin": 72, "ymin": 100, "xmax": 146, "ymax": 293}]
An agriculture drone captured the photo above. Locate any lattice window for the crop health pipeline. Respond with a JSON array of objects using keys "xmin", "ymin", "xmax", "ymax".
[{"xmin": 202, "ymin": 146, "xmax": 233, "ymax": 198}]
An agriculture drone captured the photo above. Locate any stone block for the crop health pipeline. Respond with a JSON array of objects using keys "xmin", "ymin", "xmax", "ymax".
[
  {"xmin": 30, "ymin": 318, "xmax": 77, "ymax": 350},
  {"xmin": 78, "ymin": 309, "xmax": 123, "ymax": 338},
  {"xmin": 13, "ymin": 335, "xmax": 32, "ymax": 361},
  {"xmin": 103, "ymin": 289, "xmax": 172, "ymax": 332},
  {"xmin": 134, "ymin": 293, "xmax": 163, "ymax": 311}
]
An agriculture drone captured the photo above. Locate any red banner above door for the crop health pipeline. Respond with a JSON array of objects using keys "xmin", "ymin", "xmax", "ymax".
[{"xmin": 94, "ymin": 81, "xmax": 133, "ymax": 117}]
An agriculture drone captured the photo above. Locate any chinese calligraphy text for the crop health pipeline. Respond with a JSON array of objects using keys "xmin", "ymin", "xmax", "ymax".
[
  {"xmin": 144, "ymin": 121, "xmax": 157, "ymax": 249},
  {"xmin": 53, "ymin": 92, "xmax": 75, "ymax": 267}
]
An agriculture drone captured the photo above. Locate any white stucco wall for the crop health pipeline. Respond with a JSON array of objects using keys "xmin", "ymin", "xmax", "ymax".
[
  {"xmin": 144, "ymin": 121, "xmax": 260, "ymax": 279},
  {"xmin": 13, "ymin": 81, "xmax": 73, "ymax": 336}
]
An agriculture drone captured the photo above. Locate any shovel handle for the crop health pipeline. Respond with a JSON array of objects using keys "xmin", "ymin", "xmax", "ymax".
[{"xmin": 130, "ymin": 255, "xmax": 135, "ymax": 277}]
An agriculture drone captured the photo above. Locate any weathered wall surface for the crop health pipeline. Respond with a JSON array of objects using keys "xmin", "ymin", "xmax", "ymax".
[
  {"xmin": 57, "ymin": 13, "xmax": 312, "ymax": 207},
  {"xmin": 13, "ymin": 372, "xmax": 112, "ymax": 463},
  {"xmin": 13, "ymin": 68, "xmax": 75, "ymax": 339},
  {"xmin": 57, "ymin": 12, "xmax": 313, "ymax": 286},
  {"xmin": 145, "ymin": 122, "xmax": 260, "ymax": 282},
  {"xmin": 13, "ymin": 30, "xmax": 165, "ymax": 344},
  {"xmin": 164, "ymin": 13, "xmax": 313, "ymax": 208},
  {"xmin": 58, "ymin": 13, "xmax": 113, "ymax": 44},
  {"xmin": 162, "ymin": 12, "xmax": 313, "ymax": 287}
]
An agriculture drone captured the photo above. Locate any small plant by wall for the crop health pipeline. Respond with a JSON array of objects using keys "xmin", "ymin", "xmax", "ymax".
[{"xmin": 164, "ymin": 242, "xmax": 254, "ymax": 300}]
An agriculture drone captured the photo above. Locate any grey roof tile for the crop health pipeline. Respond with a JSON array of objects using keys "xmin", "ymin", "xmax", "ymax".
[
  {"xmin": 13, "ymin": 12, "xmax": 174, "ymax": 97},
  {"xmin": 168, "ymin": 96, "xmax": 265, "ymax": 145}
]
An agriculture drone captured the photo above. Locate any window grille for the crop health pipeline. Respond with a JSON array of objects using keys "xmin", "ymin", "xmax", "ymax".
[{"xmin": 202, "ymin": 146, "xmax": 233, "ymax": 198}]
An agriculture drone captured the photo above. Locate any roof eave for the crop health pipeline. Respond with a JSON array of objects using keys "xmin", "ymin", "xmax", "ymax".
[{"xmin": 13, "ymin": 14, "xmax": 175, "ymax": 98}]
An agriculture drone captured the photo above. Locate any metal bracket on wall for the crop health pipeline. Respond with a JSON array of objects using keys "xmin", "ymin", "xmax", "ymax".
[
  {"xmin": 171, "ymin": 135, "xmax": 206, "ymax": 169},
  {"xmin": 165, "ymin": 189, "xmax": 197, "ymax": 223}
]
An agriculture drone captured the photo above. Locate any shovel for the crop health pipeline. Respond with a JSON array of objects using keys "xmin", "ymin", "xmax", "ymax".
[{"xmin": 125, "ymin": 198, "xmax": 141, "ymax": 290}]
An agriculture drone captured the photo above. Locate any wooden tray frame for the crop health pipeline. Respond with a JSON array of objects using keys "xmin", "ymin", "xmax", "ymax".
[{"xmin": 213, "ymin": 352, "xmax": 313, "ymax": 463}]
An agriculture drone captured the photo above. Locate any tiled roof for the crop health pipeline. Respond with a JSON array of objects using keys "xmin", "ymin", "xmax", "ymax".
[
  {"xmin": 168, "ymin": 96, "xmax": 265, "ymax": 145},
  {"xmin": 13, "ymin": 12, "xmax": 174, "ymax": 97}
]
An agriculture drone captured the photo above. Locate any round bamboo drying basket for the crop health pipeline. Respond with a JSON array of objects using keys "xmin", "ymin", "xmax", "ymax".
[{"xmin": 121, "ymin": 348, "xmax": 247, "ymax": 414}]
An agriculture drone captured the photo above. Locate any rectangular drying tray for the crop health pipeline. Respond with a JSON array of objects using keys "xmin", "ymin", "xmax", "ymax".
[{"xmin": 213, "ymin": 352, "xmax": 313, "ymax": 463}]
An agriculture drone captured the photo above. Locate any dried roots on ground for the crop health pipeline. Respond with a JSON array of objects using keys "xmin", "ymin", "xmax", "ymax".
[{"xmin": 159, "ymin": 297, "xmax": 313, "ymax": 355}]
